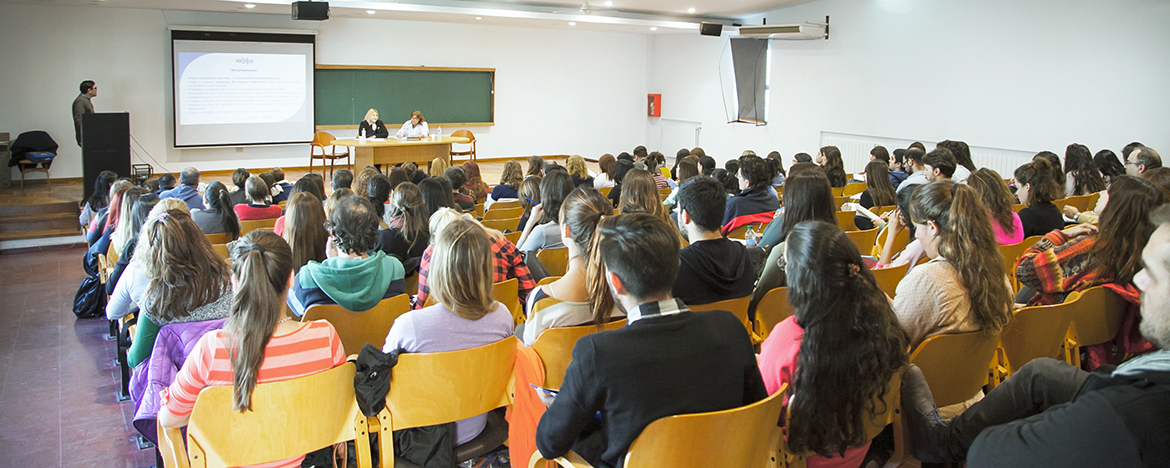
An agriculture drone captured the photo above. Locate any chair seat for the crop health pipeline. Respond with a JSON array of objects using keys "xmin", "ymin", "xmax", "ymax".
[{"xmin": 393, "ymin": 409, "xmax": 509, "ymax": 468}]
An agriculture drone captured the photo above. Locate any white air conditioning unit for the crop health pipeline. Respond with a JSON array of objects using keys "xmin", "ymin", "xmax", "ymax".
[{"xmin": 737, "ymin": 22, "xmax": 827, "ymax": 40}]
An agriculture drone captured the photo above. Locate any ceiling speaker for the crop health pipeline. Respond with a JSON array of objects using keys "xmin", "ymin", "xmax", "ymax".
[
  {"xmin": 292, "ymin": 1, "xmax": 329, "ymax": 20},
  {"xmin": 699, "ymin": 22, "xmax": 722, "ymax": 37}
]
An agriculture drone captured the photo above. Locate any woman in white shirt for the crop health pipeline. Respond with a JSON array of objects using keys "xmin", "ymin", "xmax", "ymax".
[{"xmin": 395, "ymin": 110, "xmax": 429, "ymax": 138}]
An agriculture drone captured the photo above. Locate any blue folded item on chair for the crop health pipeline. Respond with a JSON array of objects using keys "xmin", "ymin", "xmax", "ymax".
[{"xmin": 24, "ymin": 152, "xmax": 55, "ymax": 162}]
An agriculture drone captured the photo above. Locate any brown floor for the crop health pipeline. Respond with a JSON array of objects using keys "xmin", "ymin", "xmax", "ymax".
[{"xmin": 0, "ymin": 247, "xmax": 156, "ymax": 468}]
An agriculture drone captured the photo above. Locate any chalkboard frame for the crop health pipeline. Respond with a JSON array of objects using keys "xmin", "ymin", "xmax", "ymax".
[{"xmin": 314, "ymin": 65, "xmax": 495, "ymax": 130}]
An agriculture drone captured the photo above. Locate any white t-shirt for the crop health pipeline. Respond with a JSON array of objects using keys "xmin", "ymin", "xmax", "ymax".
[{"xmin": 395, "ymin": 120, "xmax": 429, "ymax": 138}]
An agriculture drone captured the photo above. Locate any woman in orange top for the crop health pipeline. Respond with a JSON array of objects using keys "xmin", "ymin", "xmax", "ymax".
[{"xmin": 158, "ymin": 230, "xmax": 346, "ymax": 468}]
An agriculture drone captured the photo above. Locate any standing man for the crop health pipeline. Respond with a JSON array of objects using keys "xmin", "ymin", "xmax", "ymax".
[{"xmin": 73, "ymin": 81, "xmax": 97, "ymax": 146}]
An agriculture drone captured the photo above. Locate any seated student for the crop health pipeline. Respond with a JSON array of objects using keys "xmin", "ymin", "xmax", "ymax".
[
  {"xmin": 922, "ymin": 148, "xmax": 957, "ymax": 183},
  {"xmin": 818, "ymin": 146, "xmax": 849, "ymax": 188},
  {"xmin": 593, "ymin": 154, "xmax": 617, "ymax": 189},
  {"xmin": 274, "ymin": 177, "xmax": 327, "ymax": 236},
  {"xmin": 87, "ymin": 185, "xmax": 132, "ymax": 264},
  {"xmin": 605, "ymin": 159, "xmax": 636, "ymax": 207},
  {"xmin": 80, "ymin": 170, "xmax": 117, "ymax": 228},
  {"xmin": 887, "ymin": 148, "xmax": 909, "ymax": 188},
  {"xmin": 758, "ymin": 221, "xmax": 909, "ymax": 468},
  {"xmin": 894, "ymin": 181, "xmax": 1013, "ymax": 349},
  {"xmin": 519, "ymin": 187, "xmax": 617, "ymax": 345},
  {"xmin": 106, "ymin": 202, "xmax": 233, "ymax": 367},
  {"xmin": 269, "ymin": 168, "xmax": 294, "ymax": 204},
  {"xmin": 566, "ymin": 155, "xmax": 594, "ymax": 188},
  {"xmin": 331, "ymin": 168, "xmax": 354, "ymax": 192},
  {"xmin": 1065, "ymin": 143, "xmax": 1107, "ymax": 197},
  {"xmin": 383, "ymin": 218, "xmax": 515, "ymax": 446},
  {"xmin": 648, "ymin": 152, "xmax": 673, "ymax": 189},
  {"xmin": 414, "ymin": 208, "xmax": 536, "ymax": 309},
  {"xmin": 106, "ymin": 187, "xmax": 144, "ymax": 259},
  {"xmin": 159, "ymin": 167, "xmax": 206, "ymax": 210},
  {"xmin": 968, "ymin": 168, "xmax": 1024, "ymax": 245},
  {"xmin": 1125, "ymin": 145, "xmax": 1162, "ymax": 176},
  {"xmin": 288, "ymin": 197, "xmax": 406, "ymax": 316},
  {"xmin": 617, "ymin": 169, "xmax": 678, "ymax": 233},
  {"xmin": 662, "ymin": 156, "xmax": 699, "ymax": 211},
  {"xmin": 229, "ymin": 168, "xmax": 251, "ymax": 206},
  {"xmin": 723, "ymin": 156, "xmax": 780, "ymax": 235},
  {"xmin": 354, "ymin": 166, "xmax": 380, "ymax": 198},
  {"xmin": 105, "ymin": 193, "xmax": 160, "ymax": 295},
  {"xmin": 875, "ymin": 186, "xmax": 928, "ymax": 273},
  {"xmin": 282, "ymin": 192, "xmax": 328, "ymax": 274},
  {"xmin": 673, "ymin": 176, "xmax": 757, "ymax": 306},
  {"xmin": 1014, "ymin": 158, "xmax": 1066, "ymax": 237},
  {"xmin": 1016, "ymin": 175, "xmax": 1164, "ymax": 307},
  {"xmin": 487, "ymin": 161, "xmax": 523, "ymax": 211},
  {"xmin": 419, "ymin": 177, "xmax": 455, "ymax": 220},
  {"xmin": 191, "ymin": 181, "xmax": 241, "ymax": 239},
  {"xmin": 936, "ymin": 140, "xmax": 975, "ymax": 184},
  {"xmin": 373, "ymin": 182, "xmax": 430, "ymax": 269},
  {"xmin": 856, "ymin": 160, "xmax": 898, "ymax": 230},
  {"xmin": 461, "ymin": 161, "xmax": 489, "ymax": 202},
  {"xmin": 535, "ymin": 213, "xmax": 767, "ymax": 468},
  {"xmin": 901, "ymin": 204, "xmax": 1170, "ymax": 466},
  {"xmin": 517, "ymin": 176, "xmax": 542, "ymax": 231},
  {"xmin": 324, "ymin": 188, "xmax": 353, "ymax": 218},
  {"xmin": 527, "ymin": 155, "xmax": 545, "ymax": 177},
  {"xmin": 897, "ymin": 148, "xmax": 928, "ymax": 193},
  {"xmin": 155, "ymin": 173, "xmax": 177, "ymax": 196},
  {"xmin": 518, "ymin": 171, "xmax": 573, "ymax": 252},
  {"xmin": 159, "ymin": 231, "xmax": 346, "ymax": 468},
  {"xmin": 429, "ymin": 157, "xmax": 449, "ymax": 179},
  {"xmin": 445, "ymin": 166, "xmax": 476, "ymax": 211},
  {"xmin": 233, "ymin": 176, "xmax": 282, "ymax": 221},
  {"xmin": 366, "ymin": 174, "xmax": 392, "ymax": 219}
]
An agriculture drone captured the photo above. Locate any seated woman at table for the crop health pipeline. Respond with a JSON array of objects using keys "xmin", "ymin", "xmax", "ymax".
[
  {"xmin": 395, "ymin": 110, "xmax": 429, "ymax": 139},
  {"xmin": 357, "ymin": 108, "xmax": 389, "ymax": 139}
]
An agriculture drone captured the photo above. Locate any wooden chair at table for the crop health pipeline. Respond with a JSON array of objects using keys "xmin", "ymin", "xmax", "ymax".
[
  {"xmin": 836, "ymin": 211, "xmax": 859, "ymax": 231},
  {"xmin": 158, "ymin": 363, "xmax": 375, "ymax": 468},
  {"xmin": 484, "ymin": 206, "xmax": 524, "ymax": 220},
  {"xmin": 870, "ymin": 266, "xmax": 903, "ymax": 299},
  {"xmin": 239, "ymin": 218, "xmax": 278, "ymax": 236},
  {"xmin": 753, "ymin": 287, "xmax": 793, "ymax": 342},
  {"xmin": 301, "ymin": 294, "xmax": 411, "ymax": 354},
  {"xmin": 689, "ymin": 296, "xmax": 759, "ymax": 344},
  {"xmin": 1063, "ymin": 285, "xmax": 1128, "ymax": 368},
  {"xmin": 450, "ymin": 130, "xmax": 477, "ymax": 162},
  {"xmin": 530, "ymin": 386, "xmax": 787, "ymax": 468},
  {"xmin": 536, "ymin": 248, "xmax": 570, "ymax": 277},
  {"xmin": 844, "ymin": 227, "xmax": 879, "ymax": 255},
  {"xmin": 909, "ymin": 331, "xmax": 1001, "ymax": 407},
  {"xmin": 310, "ymin": 131, "xmax": 351, "ymax": 179},
  {"xmin": 371, "ymin": 338, "xmax": 518, "ymax": 468},
  {"xmin": 991, "ymin": 297, "xmax": 1077, "ymax": 387},
  {"xmin": 204, "ymin": 232, "xmax": 231, "ymax": 244},
  {"xmin": 482, "ymin": 217, "xmax": 521, "ymax": 233},
  {"xmin": 842, "ymin": 182, "xmax": 866, "ymax": 197}
]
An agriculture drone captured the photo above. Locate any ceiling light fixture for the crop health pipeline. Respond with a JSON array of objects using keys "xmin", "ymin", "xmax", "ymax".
[
  {"xmin": 244, "ymin": 3, "xmax": 255, "ymax": 7},
  {"xmin": 687, "ymin": 7, "xmax": 696, "ymax": 13},
  {"xmin": 366, "ymin": 9, "xmax": 375, "ymax": 14},
  {"xmin": 650, "ymin": 27, "xmax": 658, "ymax": 31},
  {"xmin": 569, "ymin": 21, "xmax": 576, "ymax": 26}
]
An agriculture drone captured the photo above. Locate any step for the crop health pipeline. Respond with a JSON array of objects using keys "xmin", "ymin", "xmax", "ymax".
[
  {"xmin": 0, "ymin": 212, "xmax": 80, "ymax": 234},
  {"xmin": 0, "ymin": 201, "xmax": 79, "ymax": 218},
  {"xmin": 0, "ymin": 227, "xmax": 84, "ymax": 242}
]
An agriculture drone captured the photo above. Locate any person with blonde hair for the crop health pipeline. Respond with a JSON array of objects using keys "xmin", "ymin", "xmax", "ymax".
[
  {"xmin": 324, "ymin": 188, "xmax": 353, "ymax": 218},
  {"xmin": 487, "ymin": 160, "xmax": 523, "ymax": 210},
  {"xmin": 354, "ymin": 166, "xmax": 380, "ymax": 198},
  {"xmin": 383, "ymin": 218, "xmax": 514, "ymax": 446},
  {"xmin": 566, "ymin": 155, "xmax": 594, "ymax": 188},
  {"xmin": 357, "ymin": 108, "xmax": 388, "ymax": 138},
  {"xmin": 429, "ymin": 157, "xmax": 449, "ymax": 178},
  {"xmin": 395, "ymin": 110, "xmax": 429, "ymax": 139},
  {"xmin": 159, "ymin": 231, "xmax": 346, "ymax": 468},
  {"xmin": 413, "ymin": 208, "xmax": 536, "ymax": 309},
  {"xmin": 618, "ymin": 169, "xmax": 673, "ymax": 226}
]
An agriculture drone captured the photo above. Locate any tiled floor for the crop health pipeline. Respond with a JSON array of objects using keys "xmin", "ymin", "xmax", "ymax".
[{"xmin": 0, "ymin": 247, "xmax": 156, "ymax": 468}]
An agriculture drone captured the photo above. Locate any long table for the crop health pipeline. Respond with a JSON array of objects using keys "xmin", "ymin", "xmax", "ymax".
[{"xmin": 332, "ymin": 136, "xmax": 470, "ymax": 169}]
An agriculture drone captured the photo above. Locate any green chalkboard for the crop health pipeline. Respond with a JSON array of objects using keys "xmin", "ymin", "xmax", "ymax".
[{"xmin": 314, "ymin": 66, "xmax": 494, "ymax": 127}]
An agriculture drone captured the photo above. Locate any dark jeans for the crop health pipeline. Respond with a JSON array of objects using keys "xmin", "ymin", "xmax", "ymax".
[{"xmin": 940, "ymin": 358, "xmax": 1089, "ymax": 461}]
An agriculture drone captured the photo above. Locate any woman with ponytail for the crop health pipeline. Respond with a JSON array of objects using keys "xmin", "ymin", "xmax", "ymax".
[
  {"xmin": 192, "ymin": 181, "xmax": 242, "ymax": 239},
  {"xmin": 383, "ymin": 218, "xmax": 514, "ymax": 446},
  {"xmin": 159, "ymin": 231, "xmax": 345, "ymax": 468},
  {"xmin": 967, "ymin": 169, "xmax": 1024, "ymax": 245},
  {"xmin": 109, "ymin": 187, "xmax": 145, "ymax": 257},
  {"xmin": 518, "ymin": 187, "xmax": 618, "ymax": 345},
  {"xmin": 894, "ymin": 181, "xmax": 1013, "ymax": 349},
  {"xmin": 757, "ymin": 220, "xmax": 909, "ymax": 467}
]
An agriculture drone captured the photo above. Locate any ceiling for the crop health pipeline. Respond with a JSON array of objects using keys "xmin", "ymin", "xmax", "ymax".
[{"xmin": 6, "ymin": 0, "xmax": 819, "ymax": 33}]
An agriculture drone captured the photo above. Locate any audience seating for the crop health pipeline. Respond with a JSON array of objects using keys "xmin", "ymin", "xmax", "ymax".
[
  {"xmin": 870, "ymin": 266, "xmax": 903, "ymax": 299},
  {"xmin": 599, "ymin": 187, "xmax": 613, "ymax": 198},
  {"xmin": 1011, "ymin": 204, "xmax": 1026, "ymax": 212},
  {"xmin": 845, "ymin": 227, "xmax": 879, "ymax": 255},
  {"xmin": 403, "ymin": 272, "xmax": 419, "ymax": 297},
  {"xmin": 301, "ymin": 294, "xmax": 411, "ymax": 354},
  {"xmin": 836, "ymin": 211, "xmax": 858, "ymax": 231},
  {"xmin": 999, "ymin": 237, "xmax": 1040, "ymax": 292},
  {"xmin": 450, "ymin": 130, "xmax": 477, "ymax": 162},
  {"xmin": 474, "ymin": 203, "xmax": 486, "ymax": 219},
  {"xmin": 536, "ymin": 248, "xmax": 570, "ymax": 277},
  {"xmin": 239, "ymin": 218, "xmax": 278, "ymax": 236},
  {"xmin": 481, "ymin": 217, "xmax": 520, "ymax": 233},
  {"xmin": 753, "ymin": 287, "xmax": 792, "ymax": 342},
  {"xmin": 991, "ymin": 297, "xmax": 1076, "ymax": 386},
  {"xmin": 309, "ymin": 131, "xmax": 351, "ymax": 179},
  {"xmin": 830, "ymin": 187, "xmax": 845, "ymax": 197},
  {"xmin": 504, "ymin": 230, "xmax": 522, "ymax": 245},
  {"xmin": 536, "ymin": 276, "xmax": 561, "ymax": 286},
  {"xmin": 872, "ymin": 226, "xmax": 910, "ymax": 258},
  {"xmin": 484, "ymin": 206, "xmax": 524, "ymax": 221},
  {"xmin": 726, "ymin": 222, "xmax": 769, "ymax": 240},
  {"xmin": 689, "ymin": 296, "xmax": 759, "ymax": 344},
  {"xmin": 158, "ymin": 363, "xmax": 374, "ymax": 468},
  {"xmin": 530, "ymin": 315, "xmax": 626, "ymax": 389},
  {"xmin": 833, "ymin": 196, "xmax": 850, "ymax": 209},
  {"xmin": 1063, "ymin": 285, "xmax": 1128, "ymax": 368},
  {"xmin": 909, "ymin": 331, "xmax": 1000, "ymax": 407},
  {"xmin": 492, "ymin": 278, "xmax": 524, "ymax": 325},
  {"xmin": 532, "ymin": 387, "xmax": 787, "ymax": 468},
  {"xmin": 842, "ymin": 182, "xmax": 866, "ymax": 197},
  {"xmin": 371, "ymin": 337, "xmax": 518, "ymax": 468},
  {"xmin": 211, "ymin": 244, "xmax": 230, "ymax": 263},
  {"xmin": 204, "ymin": 232, "xmax": 231, "ymax": 244},
  {"xmin": 658, "ymin": 188, "xmax": 671, "ymax": 200},
  {"xmin": 1059, "ymin": 194, "xmax": 1093, "ymax": 213},
  {"xmin": 491, "ymin": 200, "xmax": 522, "ymax": 211}
]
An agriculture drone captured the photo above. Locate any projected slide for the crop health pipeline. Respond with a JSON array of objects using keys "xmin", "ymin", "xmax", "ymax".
[{"xmin": 177, "ymin": 53, "xmax": 307, "ymax": 125}]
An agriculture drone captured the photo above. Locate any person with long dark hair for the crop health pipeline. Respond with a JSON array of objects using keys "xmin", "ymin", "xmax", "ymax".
[
  {"xmin": 229, "ymin": 168, "xmax": 251, "ymax": 206},
  {"xmin": 106, "ymin": 193, "xmax": 160, "ymax": 295},
  {"xmin": 593, "ymin": 154, "xmax": 617, "ymax": 189},
  {"xmin": 617, "ymin": 169, "xmax": 674, "ymax": 227},
  {"xmin": 818, "ymin": 146, "xmax": 848, "ymax": 188},
  {"xmin": 518, "ymin": 171, "xmax": 574, "ymax": 251},
  {"xmin": 1094, "ymin": 149, "xmax": 1127, "ymax": 185},
  {"xmin": 527, "ymin": 155, "xmax": 544, "ymax": 177},
  {"xmin": 366, "ymin": 174, "xmax": 392, "ymax": 219},
  {"xmin": 1014, "ymin": 158, "xmax": 1066, "ymax": 237},
  {"xmin": 374, "ymin": 182, "xmax": 430, "ymax": 268},
  {"xmin": 1065, "ymin": 143, "xmax": 1107, "ymax": 196},
  {"xmin": 1034, "ymin": 151, "xmax": 1066, "ymax": 191},
  {"xmin": 605, "ymin": 159, "xmax": 636, "ymax": 207},
  {"xmin": 192, "ymin": 181, "xmax": 241, "ymax": 239},
  {"xmin": 937, "ymin": 140, "xmax": 975, "ymax": 183},
  {"xmin": 158, "ymin": 231, "xmax": 346, "ymax": 468},
  {"xmin": 856, "ymin": 161, "xmax": 897, "ymax": 230},
  {"xmin": 876, "ymin": 186, "xmax": 928, "ymax": 273},
  {"xmin": 758, "ymin": 220, "xmax": 908, "ymax": 467},
  {"xmin": 418, "ymin": 177, "xmax": 455, "ymax": 221},
  {"xmin": 722, "ymin": 157, "xmax": 780, "ymax": 235},
  {"xmin": 80, "ymin": 170, "xmax": 117, "ymax": 228},
  {"xmin": 282, "ymin": 192, "xmax": 327, "ymax": 274},
  {"xmin": 967, "ymin": 168, "xmax": 1023, "ymax": 245},
  {"xmin": 895, "ymin": 181, "xmax": 1013, "ymax": 349}
]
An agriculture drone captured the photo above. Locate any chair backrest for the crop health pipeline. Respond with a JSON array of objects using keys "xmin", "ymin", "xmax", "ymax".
[
  {"xmin": 833, "ymin": 196, "xmax": 850, "ymax": 209},
  {"xmin": 536, "ymin": 248, "xmax": 570, "ymax": 277},
  {"xmin": 536, "ymin": 275, "xmax": 561, "ymax": 286},
  {"xmin": 451, "ymin": 129, "xmax": 475, "ymax": 143},
  {"xmin": 301, "ymin": 294, "xmax": 411, "ymax": 354},
  {"xmin": 873, "ymin": 227, "xmax": 910, "ymax": 258},
  {"xmin": 385, "ymin": 337, "xmax": 518, "ymax": 430},
  {"xmin": 1011, "ymin": 203, "xmax": 1026, "ymax": 212},
  {"xmin": 168, "ymin": 363, "xmax": 370, "ymax": 468},
  {"xmin": 842, "ymin": 182, "xmax": 866, "ymax": 197},
  {"xmin": 909, "ymin": 331, "xmax": 1000, "ymax": 407},
  {"xmin": 532, "ymin": 319, "xmax": 626, "ymax": 389},
  {"xmin": 1067, "ymin": 285, "xmax": 1128, "ymax": 347},
  {"xmin": 844, "ymin": 227, "xmax": 879, "ymax": 254},
  {"xmin": 503, "ymin": 230, "xmax": 522, "ymax": 246},
  {"xmin": 1061, "ymin": 194, "xmax": 1093, "ymax": 212},
  {"xmin": 492, "ymin": 278, "xmax": 523, "ymax": 325},
  {"xmin": 490, "ymin": 200, "xmax": 522, "ymax": 210},
  {"xmin": 726, "ymin": 222, "xmax": 768, "ymax": 240},
  {"xmin": 753, "ymin": 287, "xmax": 792, "ymax": 342},
  {"xmin": 998, "ymin": 299, "xmax": 1076, "ymax": 377},
  {"xmin": 870, "ymin": 266, "xmax": 903, "ymax": 299},
  {"xmin": 600, "ymin": 186, "xmax": 613, "ymax": 197},
  {"xmin": 830, "ymin": 186, "xmax": 845, "ymax": 197},
  {"xmin": 623, "ymin": 387, "xmax": 787, "ymax": 468},
  {"xmin": 999, "ymin": 236, "xmax": 1041, "ymax": 291},
  {"xmin": 473, "ymin": 203, "xmax": 485, "ymax": 219},
  {"xmin": 481, "ymin": 217, "xmax": 520, "ymax": 233},
  {"xmin": 212, "ymin": 244, "xmax": 230, "ymax": 262},
  {"xmin": 484, "ymin": 206, "xmax": 524, "ymax": 220},
  {"xmin": 688, "ymin": 296, "xmax": 756, "ymax": 342},
  {"xmin": 312, "ymin": 131, "xmax": 335, "ymax": 147},
  {"xmin": 239, "ymin": 218, "xmax": 278, "ymax": 236},
  {"xmin": 204, "ymin": 232, "xmax": 232, "ymax": 244},
  {"xmin": 836, "ymin": 211, "xmax": 858, "ymax": 230}
]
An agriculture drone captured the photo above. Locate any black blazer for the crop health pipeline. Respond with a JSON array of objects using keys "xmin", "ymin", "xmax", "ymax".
[
  {"xmin": 536, "ymin": 310, "xmax": 766, "ymax": 468},
  {"xmin": 357, "ymin": 120, "xmax": 389, "ymax": 138}
]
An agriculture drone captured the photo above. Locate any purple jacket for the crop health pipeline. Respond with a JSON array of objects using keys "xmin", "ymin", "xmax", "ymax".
[{"xmin": 130, "ymin": 318, "xmax": 226, "ymax": 444}]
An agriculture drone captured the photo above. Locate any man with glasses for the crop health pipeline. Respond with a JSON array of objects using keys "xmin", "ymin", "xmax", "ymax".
[
  {"xmin": 1126, "ymin": 146, "xmax": 1163, "ymax": 176},
  {"xmin": 73, "ymin": 80, "xmax": 97, "ymax": 146}
]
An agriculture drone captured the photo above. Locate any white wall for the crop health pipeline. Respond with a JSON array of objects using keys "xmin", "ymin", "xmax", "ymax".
[
  {"xmin": 0, "ymin": 3, "xmax": 649, "ymax": 179},
  {"xmin": 647, "ymin": 0, "xmax": 1170, "ymax": 173}
]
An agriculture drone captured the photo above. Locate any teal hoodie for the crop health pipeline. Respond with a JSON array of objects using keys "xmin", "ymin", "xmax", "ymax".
[{"xmin": 295, "ymin": 251, "xmax": 405, "ymax": 312}]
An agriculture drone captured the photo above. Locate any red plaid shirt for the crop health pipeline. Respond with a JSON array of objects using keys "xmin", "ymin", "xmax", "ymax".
[{"xmin": 413, "ymin": 235, "xmax": 536, "ymax": 309}]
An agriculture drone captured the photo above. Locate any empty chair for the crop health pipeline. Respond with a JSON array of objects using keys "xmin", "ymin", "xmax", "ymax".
[
  {"xmin": 301, "ymin": 294, "xmax": 411, "ymax": 354},
  {"xmin": 450, "ymin": 129, "xmax": 477, "ymax": 162},
  {"xmin": 492, "ymin": 278, "xmax": 523, "ymax": 325},
  {"xmin": 842, "ymin": 182, "xmax": 866, "ymax": 197},
  {"xmin": 11, "ymin": 130, "xmax": 58, "ymax": 189},
  {"xmin": 992, "ymin": 298, "xmax": 1076, "ymax": 385},
  {"xmin": 310, "ymin": 131, "xmax": 351, "ymax": 179}
]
